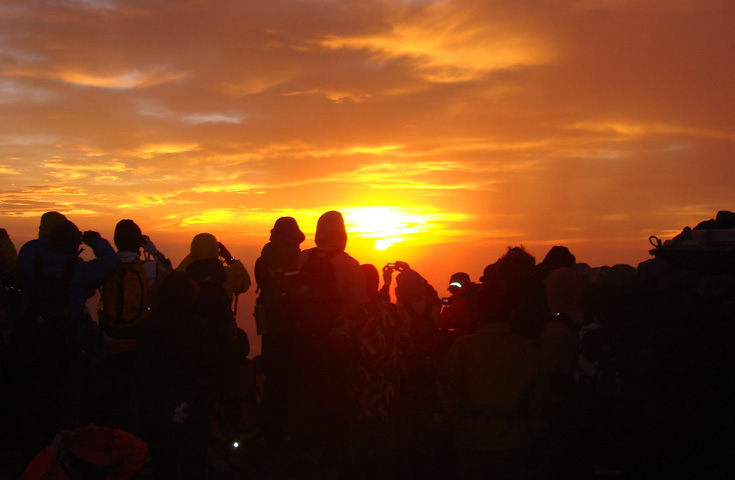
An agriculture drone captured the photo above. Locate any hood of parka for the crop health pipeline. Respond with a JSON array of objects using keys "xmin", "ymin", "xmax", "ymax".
[{"xmin": 314, "ymin": 210, "xmax": 347, "ymax": 252}]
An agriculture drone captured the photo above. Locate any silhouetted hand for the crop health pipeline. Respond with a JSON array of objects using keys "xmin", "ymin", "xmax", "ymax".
[
  {"xmin": 141, "ymin": 235, "xmax": 158, "ymax": 255},
  {"xmin": 395, "ymin": 261, "xmax": 410, "ymax": 271},
  {"xmin": 218, "ymin": 242, "xmax": 235, "ymax": 265},
  {"xmin": 82, "ymin": 230, "xmax": 100, "ymax": 246},
  {"xmin": 382, "ymin": 264, "xmax": 393, "ymax": 287}
]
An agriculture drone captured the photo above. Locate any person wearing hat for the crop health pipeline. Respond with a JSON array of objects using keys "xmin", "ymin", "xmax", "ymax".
[
  {"xmin": 176, "ymin": 233, "xmax": 251, "ymax": 310},
  {"xmin": 439, "ymin": 272, "xmax": 477, "ymax": 343},
  {"xmin": 252, "ymin": 217, "xmax": 305, "ymax": 443}
]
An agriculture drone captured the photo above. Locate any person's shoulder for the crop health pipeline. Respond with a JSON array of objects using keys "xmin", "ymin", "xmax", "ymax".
[
  {"xmin": 332, "ymin": 250, "xmax": 359, "ymax": 266},
  {"xmin": 18, "ymin": 238, "xmax": 43, "ymax": 257}
]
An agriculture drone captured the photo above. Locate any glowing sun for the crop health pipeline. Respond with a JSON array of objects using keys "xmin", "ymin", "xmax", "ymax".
[{"xmin": 342, "ymin": 206, "xmax": 428, "ymax": 251}]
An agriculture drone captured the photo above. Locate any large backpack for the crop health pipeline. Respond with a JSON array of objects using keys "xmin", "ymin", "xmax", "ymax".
[
  {"xmin": 283, "ymin": 248, "xmax": 342, "ymax": 336},
  {"xmin": 99, "ymin": 259, "xmax": 149, "ymax": 339},
  {"xmin": 556, "ymin": 312, "xmax": 622, "ymax": 399}
]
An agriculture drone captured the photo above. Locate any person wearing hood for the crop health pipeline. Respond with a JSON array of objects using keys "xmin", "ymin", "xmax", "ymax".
[
  {"xmin": 285, "ymin": 211, "xmax": 366, "ymax": 470},
  {"xmin": 14, "ymin": 219, "xmax": 119, "ymax": 464},
  {"xmin": 16, "ymin": 212, "xmax": 68, "ymax": 316},
  {"xmin": 298, "ymin": 210, "xmax": 367, "ymax": 319},
  {"xmin": 175, "ymin": 232, "xmax": 251, "ymax": 308}
]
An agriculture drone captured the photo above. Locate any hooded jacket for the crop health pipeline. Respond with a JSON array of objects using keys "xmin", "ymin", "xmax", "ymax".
[
  {"xmin": 176, "ymin": 233, "xmax": 251, "ymax": 303},
  {"xmin": 298, "ymin": 211, "xmax": 367, "ymax": 319},
  {"xmin": 17, "ymin": 221, "xmax": 119, "ymax": 340}
]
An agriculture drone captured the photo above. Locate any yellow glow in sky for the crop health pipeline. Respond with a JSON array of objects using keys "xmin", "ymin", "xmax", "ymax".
[{"xmin": 343, "ymin": 206, "xmax": 438, "ymax": 251}]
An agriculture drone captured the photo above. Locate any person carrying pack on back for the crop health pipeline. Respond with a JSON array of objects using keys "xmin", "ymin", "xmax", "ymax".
[
  {"xmin": 283, "ymin": 210, "xmax": 367, "ymax": 472},
  {"xmin": 98, "ymin": 219, "xmax": 172, "ymax": 431},
  {"xmin": 253, "ymin": 216, "xmax": 305, "ymax": 445},
  {"xmin": 13, "ymin": 219, "xmax": 119, "ymax": 464}
]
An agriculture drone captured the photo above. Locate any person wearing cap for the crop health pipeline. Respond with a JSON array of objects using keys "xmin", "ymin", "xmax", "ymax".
[
  {"xmin": 439, "ymin": 272, "xmax": 477, "ymax": 342},
  {"xmin": 176, "ymin": 233, "xmax": 251, "ymax": 309}
]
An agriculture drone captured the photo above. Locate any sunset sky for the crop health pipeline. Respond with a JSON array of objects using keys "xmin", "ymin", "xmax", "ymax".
[{"xmin": 1, "ymin": 0, "xmax": 734, "ymax": 308}]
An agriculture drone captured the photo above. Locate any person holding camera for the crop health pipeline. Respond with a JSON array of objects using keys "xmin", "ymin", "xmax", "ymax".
[
  {"xmin": 97, "ymin": 219, "xmax": 173, "ymax": 431},
  {"xmin": 13, "ymin": 218, "xmax": 119, "ymax": 464},
  {"xmin": 176, "ymin": 232, "xmax": 251, "ymax": 310}
]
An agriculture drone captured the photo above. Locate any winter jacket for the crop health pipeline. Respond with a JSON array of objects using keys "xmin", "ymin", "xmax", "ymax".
[
  {"xmin": 18, "ymin": 236, "xmax": 119, "ymax": 340},
  {"xmin": 176, "ymin": 233, "xmax": 250, "ymax": 304},
  {"xmin": 435, "ymin": 321, "xmax": 543, "ymax": 451},
  {"xmin": 298, "ymin": 211, "xmax": 367, "ymax": 320}
]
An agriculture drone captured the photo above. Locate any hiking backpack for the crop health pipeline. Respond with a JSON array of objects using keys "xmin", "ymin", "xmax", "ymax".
[
  {"xmin": 555, "ymin": 312, "xmax": 623, "ymax": 399},
  {"xmin": 99, "ymin": 259, "xmax": 149, "ymax": 339},
  {"xmin": 283, "ymin": 248, "xmax": 342, "ymax": 336}
]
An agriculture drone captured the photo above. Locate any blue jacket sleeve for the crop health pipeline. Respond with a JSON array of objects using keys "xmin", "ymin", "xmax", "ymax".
[{"xmin": 73, "ymin": 237, "xmax": 119, "ymax": 287}]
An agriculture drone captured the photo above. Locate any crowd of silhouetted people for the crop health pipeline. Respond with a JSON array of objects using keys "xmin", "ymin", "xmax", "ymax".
[{"xmin": 1, "ymin": 209, "xmax": 734, "ymax": 479}]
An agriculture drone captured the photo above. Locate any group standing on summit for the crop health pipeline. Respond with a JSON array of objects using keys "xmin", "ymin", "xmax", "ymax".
[{"xmin": 1, "ymin": 209, "xmax": 734, "ymax": 478}]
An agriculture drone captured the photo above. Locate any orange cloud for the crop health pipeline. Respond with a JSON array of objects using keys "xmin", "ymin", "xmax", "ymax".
[{"xmin": 320, "ymin": 1, "xmax": 555, "ymax": 82}]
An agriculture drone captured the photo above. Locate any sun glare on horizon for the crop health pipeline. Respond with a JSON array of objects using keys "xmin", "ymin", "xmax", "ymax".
[{"xmin": 342, "ymin": 206, "xmax": 433, "ymax": 251}]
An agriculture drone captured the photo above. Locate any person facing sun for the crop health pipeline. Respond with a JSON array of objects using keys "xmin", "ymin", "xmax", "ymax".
[
  {"xmin": 175, "ymin": 232, "xmax": 251, "ymax": 310},
  {"xmin": 298, "ymin": 210, "xmax": 367, "ymax": 320}
]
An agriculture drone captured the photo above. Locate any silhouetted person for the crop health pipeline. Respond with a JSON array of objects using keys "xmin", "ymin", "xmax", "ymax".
[
  {"xmin": 176, "ymin": 232, "xmax": 251, "ymax": 310},
  {"xmin": 14, "ymin": 220, "xmax": 119, "ymax": 463},
  {"xmin": 137, "ymin": 272, "xmax": 218, "ymax": 480},
  {"xmin": 388, "ymin": 262, "xmax": 444, "ymax": 479},
  {"xmin": 355, "ymin": 263, "xmax": 414, "ymax": 478},
  {"xmin": 285, "ymin": 210, "xmax": 366, "ymax": 471},
  {"xmin": 534, "ymin": 246, "xmax": 576, "ymax": 282},
  {"xmin": 357, "ymin": 263, "xmax": 411, "ymax": 418},
  {"xmin": 436, "ymin": 281, "xmax": 543, "ymax": 480},
  {"xmin": 439, "ymin": 272, "xmax": 478, "ymax": 350},
  {"xmin": 15, "ymin": 212, "xmax": 67, "ymax": 317},
  {"xmin": 253, "ymin": 217, "xmax": 305, "ymax": 444},
  {"xmin": 496, "ymin": 246, "xmax": 548, "ymax": 341},
  {"xmin": 536, "ymin": 267, "xmax": 594, "ymax": 479},
  {"xmin": 99, "ymin": 219, "xmax": 172, "ymax": 432}
]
